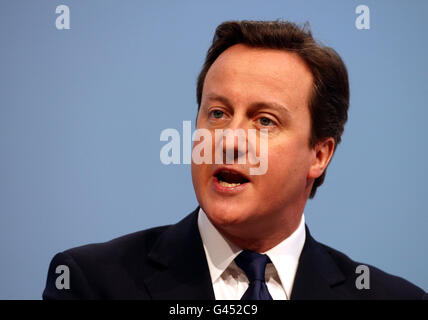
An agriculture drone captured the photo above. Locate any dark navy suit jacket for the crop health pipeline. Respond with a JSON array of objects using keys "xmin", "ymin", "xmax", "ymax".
[{"xmin": 43, "ymin": 207, "xmax": 427, "ymax": 300}]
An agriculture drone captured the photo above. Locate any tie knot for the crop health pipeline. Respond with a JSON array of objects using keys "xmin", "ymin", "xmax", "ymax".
[{"xmin": 234, "ymin": 250, "xmax": 271, "ymax": 282}]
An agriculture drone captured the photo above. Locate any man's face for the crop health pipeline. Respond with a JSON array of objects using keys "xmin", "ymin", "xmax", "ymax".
[{"xmin": 191, "ymin": 44, "xmax": 318, "ymax": 237}]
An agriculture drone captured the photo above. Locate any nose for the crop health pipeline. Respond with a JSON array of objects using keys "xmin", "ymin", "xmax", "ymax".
[{"xmin": 217, "ymin": 116, "xmax": 248, "ymax": 164}]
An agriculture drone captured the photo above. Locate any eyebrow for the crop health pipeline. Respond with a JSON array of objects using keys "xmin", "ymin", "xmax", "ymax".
[{"xmin": 205, "ymin": 93, "xmax": 292, "ymax": 119}]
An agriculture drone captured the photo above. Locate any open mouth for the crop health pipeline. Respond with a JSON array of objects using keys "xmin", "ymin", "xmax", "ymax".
[{"xmin": 214, "ymin": 169, "xmax": 250, "ymax": 188}]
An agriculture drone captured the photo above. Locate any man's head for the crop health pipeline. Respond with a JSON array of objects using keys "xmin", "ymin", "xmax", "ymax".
[{"xmin": 191, "ymin": 20, "xmax": 349, "ymax": 249}]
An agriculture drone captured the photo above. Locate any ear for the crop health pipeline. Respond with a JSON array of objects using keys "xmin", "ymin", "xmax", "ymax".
[{"xmin": 307, "ymin": 137, "xmax": 335, "ymax": 179}]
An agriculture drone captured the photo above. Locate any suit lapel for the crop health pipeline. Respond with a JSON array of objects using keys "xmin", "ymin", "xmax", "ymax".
[
  {"xmin": 143, "ymin": 211, "xmax": 346, "ymax": 300},
  {"xmin": 291, "ymin": 226, "xmax": 346, "ymax": 300},
  {"xmin": 143, "ymin": 207, "xmax": 215, "ymax": 299}
]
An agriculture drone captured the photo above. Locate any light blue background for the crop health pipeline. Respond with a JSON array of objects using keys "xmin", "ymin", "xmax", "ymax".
[{"xmin": 1, "ymin": 0, "xmax": 427, "ymax": 299}]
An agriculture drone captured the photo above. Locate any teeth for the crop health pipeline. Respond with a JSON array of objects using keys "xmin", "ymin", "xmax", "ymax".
[{"xmin": 218, "ymin": 180, "xmax": 241, "ymax": 187}]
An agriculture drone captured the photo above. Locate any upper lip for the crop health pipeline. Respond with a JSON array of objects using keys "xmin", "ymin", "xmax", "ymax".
[{"xmin": 213, "ymin": 167, "xmax": 251, "ymax": 183}]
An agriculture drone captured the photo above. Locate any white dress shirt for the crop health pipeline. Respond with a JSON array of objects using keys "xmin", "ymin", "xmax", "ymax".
[{"xmin": 197, "ymin": 208, "xmax": 306, "ymax": 300}]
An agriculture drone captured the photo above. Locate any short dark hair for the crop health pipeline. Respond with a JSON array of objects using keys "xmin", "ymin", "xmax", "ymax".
[{"xmin": 196, "ymin": 20, "xmax": 350, "ymax": 198}]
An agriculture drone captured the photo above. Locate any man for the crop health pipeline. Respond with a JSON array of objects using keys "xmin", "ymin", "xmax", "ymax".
[{"xmin": 43, "ymin": 20, "xmax": 426, "ymax": 300}]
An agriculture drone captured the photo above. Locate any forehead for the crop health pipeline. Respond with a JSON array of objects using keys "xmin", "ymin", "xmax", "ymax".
[{"xmin": 203, "ymin": 44, "xmax": 314, "ymax": 110}]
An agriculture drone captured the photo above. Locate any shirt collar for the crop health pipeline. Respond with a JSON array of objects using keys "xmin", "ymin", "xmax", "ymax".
[
  {"xmin": 263, "ymin": 212, "xmax": 306, "ymax": 298},
  {"xmin": 197, "ymin": 207, "xmax": 306, "ymax": 297},
  {"xmin": 197, "ymin": 208, "xmax": 241, "ymax": 283}
]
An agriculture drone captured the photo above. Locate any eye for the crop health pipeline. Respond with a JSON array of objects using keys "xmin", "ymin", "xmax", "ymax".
[
  {"xmin": 210, "ymin": 109, "xmax": 225, "ymax": 119},
  {"xmin": 258, "ymin": 117, "xmax": 275, "ymax": 127}
]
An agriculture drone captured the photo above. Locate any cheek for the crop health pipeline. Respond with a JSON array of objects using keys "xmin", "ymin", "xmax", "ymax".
[
  {"xmin": 266, "ymin": 141, "xmax": 312, "ymax": 183},
  {"xmin": 191, "ymin": 163, "xmax": 199, "ymax": 191},
  {"xmin": 191, "ymin": 161, "xmax": 212, "ymax": 192},
  {"xmin": 191, "ymin": 162, "xmax": 204, "ymax": 183},
  {"xmin": 191, "ymin": 162, "xmax": 208, "ymax": 207}
]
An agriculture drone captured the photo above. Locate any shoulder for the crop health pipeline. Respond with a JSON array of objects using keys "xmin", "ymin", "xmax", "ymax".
[
  {"xmin": 43, "ymin": 208, "xmax": 201, "ymax": 299},
  {"xmin": 43, "ymin": 224, "xmax": 171, "ymax": 299},
  {"xmin": 62, "ymin": 224, "xmax": 170, "ymax": 264},
  {"xmin": 319, "ymin": 242, "xmax": 426, "ymax": 299}
]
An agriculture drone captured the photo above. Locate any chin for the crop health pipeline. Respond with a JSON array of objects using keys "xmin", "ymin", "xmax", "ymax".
[{"xmin": 203, "ymin": 201, "xmax": 254, "ymax": 228}]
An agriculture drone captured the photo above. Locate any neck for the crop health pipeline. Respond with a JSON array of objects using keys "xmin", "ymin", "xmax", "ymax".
[{"xmin": 216, "ymin": 211, "xmax": 303, "ymax": 253}]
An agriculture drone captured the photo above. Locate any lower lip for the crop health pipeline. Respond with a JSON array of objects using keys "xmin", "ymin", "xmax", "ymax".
[{"xmin": 212, "ymin": 176, "xmax": 249, "ymax": 194}]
